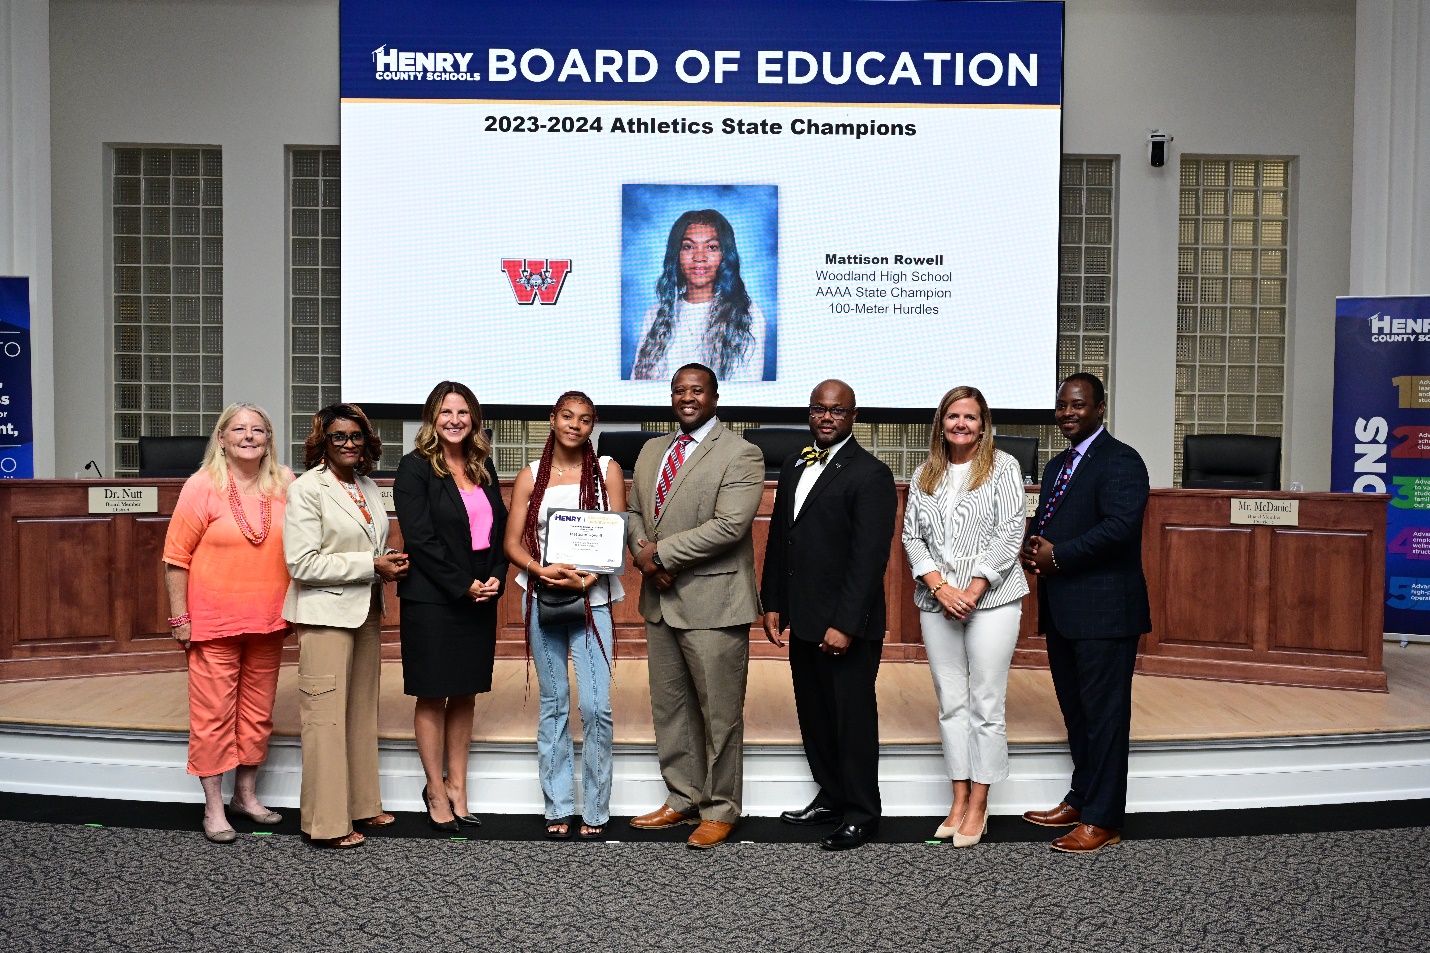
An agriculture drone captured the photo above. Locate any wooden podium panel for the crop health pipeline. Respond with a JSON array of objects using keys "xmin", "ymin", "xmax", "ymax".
[
  {"xmin": 0, "ymin": 480, "xmax": 1389, "ymax": 690},
  {"xmin": 0, "ymin": 482, "xmax": 188, "ymax": 679},
  {"xmin": 1158, "ymin": 525, "xmax": 1255, "ymax": 648},
  {"xmin": 1136, "ymin": 490, "xmax": 1388, "ymax": 691}
]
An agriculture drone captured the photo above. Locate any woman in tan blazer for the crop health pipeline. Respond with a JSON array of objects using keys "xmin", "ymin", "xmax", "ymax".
[{"xmin": 284, "ymin": 403, "xmax": 409, "ymax": 848}]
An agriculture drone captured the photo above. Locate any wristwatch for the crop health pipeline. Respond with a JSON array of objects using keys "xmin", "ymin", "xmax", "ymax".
[{"xmin": 652, "ymin": 550, "xmax": 665, "ymax": 570}]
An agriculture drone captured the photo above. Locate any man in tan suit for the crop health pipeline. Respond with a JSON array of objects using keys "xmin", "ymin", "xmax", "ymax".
[{"xmin": 627, "ymin": 363, "xmax": 765, "ymax": 849}]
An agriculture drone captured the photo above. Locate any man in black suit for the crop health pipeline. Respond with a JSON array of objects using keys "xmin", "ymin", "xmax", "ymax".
[
  {"xmin": 1020, "ymin": 372, "xmax": 1150, "ymax": 853},
  {"xmin": 761, "ymin": 380, "xmax": 897, "ymax": 851}
]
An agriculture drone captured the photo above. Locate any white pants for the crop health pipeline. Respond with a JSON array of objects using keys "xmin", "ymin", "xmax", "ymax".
[{"xmin": 919, "ymin": 599, "xmax": 1022, "ymax": 785}]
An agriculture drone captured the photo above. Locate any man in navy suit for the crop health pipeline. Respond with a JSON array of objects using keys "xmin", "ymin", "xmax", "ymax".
[
  {"xmin": 1020, "ymin": 373, "xmax": 1150, "ymax": 853},
  {"xmin": 761, "ymin": 380, "xmax": 897, "ymax": 851}
]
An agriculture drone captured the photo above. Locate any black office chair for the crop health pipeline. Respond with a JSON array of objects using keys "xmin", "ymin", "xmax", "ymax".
[
  {"xmin": 1181, "ymin": 434, "xmax": 1281, "ymax": 490},
  {"xmin": 993, "ymin": 434, "xmax": 1039, "ymax": 484},
  {"xmin": 743, "ymin": 427, "xmax": 812, "ymax": 479},
  {"xmin": 597, "ymin": 430, "xmax": 667, "ymax": 477},
  {"xmin": 137, "ymin": 436, "xmax": 209, "ymax": 478}
]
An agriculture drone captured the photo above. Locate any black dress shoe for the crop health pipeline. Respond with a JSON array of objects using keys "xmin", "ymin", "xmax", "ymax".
[
  {"xmin": 780, "ymin": 802, "xmax": 842, "ymax": 826},
  {"xmin": 820, "ymin": 822, "xmax": 878, "ymax": 851}
]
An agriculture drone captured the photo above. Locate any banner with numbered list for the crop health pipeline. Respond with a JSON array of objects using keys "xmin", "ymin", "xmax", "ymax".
[{"xmin": 1331, "ymin": 294, "xmax": 1430, "ymax": 638}]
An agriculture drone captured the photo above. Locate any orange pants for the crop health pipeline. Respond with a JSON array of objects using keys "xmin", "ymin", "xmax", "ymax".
[{"xmin": 186, "ymin": 631, "xmax": 286, "ymax": 777}]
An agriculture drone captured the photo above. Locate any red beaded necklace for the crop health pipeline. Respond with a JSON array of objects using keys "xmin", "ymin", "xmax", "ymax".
[
  {"xmin": 227, "ymin": 476, "xmax": 271, "ymax": 545},
  {"xmin": 338, "ymin": 479, "xmax": 374, "ymax": 524}
]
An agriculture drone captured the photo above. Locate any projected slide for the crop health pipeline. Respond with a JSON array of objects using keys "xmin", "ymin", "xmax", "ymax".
[{"xmin": 340, "ymin": 0, "xmax": 1063, "ymax": 411}]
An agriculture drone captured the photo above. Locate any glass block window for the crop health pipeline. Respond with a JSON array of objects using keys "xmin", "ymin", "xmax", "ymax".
[
  {"xmin": 112, "ymin": 147, "xmax": 224, "ymax": 477},
  {"xmin": 1173, "ymin": 157, "xmax": 1290, "ymax": 484},
  {"xmin": 288, "ymin": 148, "xmax": 343, "ymax": 468},
  {"xmin": 488, "ymin": 419, "xmax": 552, "ymax": 478},
  {"xmin": 850, "ymin": 421, "xmax": 907, "ymax": 480},
  {"xmin": 372, "ymin": 419, "xmax": 403, "ymax": 472},
  {"xmin": 481, "ymin": 419, "xmax": 938, "ymax": 481},
  {"xmin": 999, "ymin": 156, "xmax": 1118, "ymax": 475}
]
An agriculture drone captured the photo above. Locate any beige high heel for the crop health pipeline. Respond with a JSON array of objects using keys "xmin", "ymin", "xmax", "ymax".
[
  {"xmin": 934, "ymin": 812, "xmax": 965, "ymax": 840},
  {"xmin": 952, "ymin": 810, "xmax": 989, "ymax": 848}
]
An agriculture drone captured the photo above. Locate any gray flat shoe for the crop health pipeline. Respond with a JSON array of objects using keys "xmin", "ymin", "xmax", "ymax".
[
  {"xmin": 228, "ymin": 803, "xmax": 282, "ymax": 825},
  {"xmin": 203, "ymin": 824, "xmax": 238, "ymax": 844}
]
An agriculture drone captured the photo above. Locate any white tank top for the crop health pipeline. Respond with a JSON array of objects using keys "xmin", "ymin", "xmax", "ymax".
[{"xmin": 514, "ymin": 456, "xmax": 624, "ymax": 607}]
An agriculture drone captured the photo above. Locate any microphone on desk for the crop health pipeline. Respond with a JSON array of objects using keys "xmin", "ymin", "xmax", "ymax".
[{"xmin": 83, "ymin": 460, "xmax": 104, "ymax": 479}]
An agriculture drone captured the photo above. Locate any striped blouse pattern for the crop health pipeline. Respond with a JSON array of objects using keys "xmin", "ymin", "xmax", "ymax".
[{"xmin": 902, "ymin": 449, "xmax": 1031, "ymax": 613}]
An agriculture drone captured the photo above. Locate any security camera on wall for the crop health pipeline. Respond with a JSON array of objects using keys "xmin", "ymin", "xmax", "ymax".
[{"xmin": 1147, "ymin": 130, "xmax": 1173, "ymax": 168}]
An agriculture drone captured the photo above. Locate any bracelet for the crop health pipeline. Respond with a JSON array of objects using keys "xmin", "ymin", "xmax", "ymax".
[
  {"xmin": 1049, "ymin": 547, "xmax": 1061, "ymax": 572},
  {"xmin": 525, "ymin": 559, "xmax": 534, "ymax": 574},
  {"xmin": 167, "ymin": 613, "xmax": 191, "ymax": 628},
  {"xmin": 929, "ymin": 580, "xmax": 946, "ymax": 594}
]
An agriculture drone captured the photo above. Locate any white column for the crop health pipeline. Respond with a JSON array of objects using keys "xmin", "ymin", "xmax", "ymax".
[
  {"xmin": 1351, "ymin": 0, "xmax": 1430, "ymax": 295},
  {"xmin": 0, "ymin": 0, "xmax": 54, "ymax": 476}
]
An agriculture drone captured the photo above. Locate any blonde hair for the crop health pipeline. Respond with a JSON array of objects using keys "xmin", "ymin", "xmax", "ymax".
[
  {"xmin": 919, "ymin": 386, "xmax": 996, "ymax": 496},
  {"xmin": 200, "ymin": 402, "xmax": 291, "ymax": 498},
  {"xmin": 412, "ymin": 381, "xmax": 493, "ymax": 486}
]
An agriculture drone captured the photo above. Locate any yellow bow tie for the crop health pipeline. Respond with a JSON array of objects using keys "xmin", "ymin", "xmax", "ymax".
[{"xmin": 801, "ymin": 446, "xmax": 830, "ymax": 465}]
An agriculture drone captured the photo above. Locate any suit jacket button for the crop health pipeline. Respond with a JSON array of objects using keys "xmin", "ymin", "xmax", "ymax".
[{"xmin": 788, "ymin": 569, "xmax": 794, "ymax": 575}]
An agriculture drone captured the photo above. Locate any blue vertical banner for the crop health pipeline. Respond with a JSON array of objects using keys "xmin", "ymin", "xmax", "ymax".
[
  {"xmin": 0, "ymin": 277, "xmax": 34, "ymax": 479},
  {"xmin": 1331, "ymin": 295, "xmax": 1430, "ymax": 637}
]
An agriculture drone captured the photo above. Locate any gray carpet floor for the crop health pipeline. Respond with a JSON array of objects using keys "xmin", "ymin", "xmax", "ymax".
[{"xmin": 2, "ymin": 819, "xmax": 1426, "ymax": 952}]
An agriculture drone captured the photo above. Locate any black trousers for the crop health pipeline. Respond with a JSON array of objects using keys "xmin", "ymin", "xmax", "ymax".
[
  {"xmin": 789, "ymin": 634, "xmax": 883, "ymax": 826},
  {"xmin": 1044, "ymin": 622, "xmax": 1140, "ymax": 830}
]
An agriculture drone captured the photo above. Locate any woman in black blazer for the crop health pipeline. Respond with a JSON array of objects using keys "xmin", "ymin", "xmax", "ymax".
[{"xmin": 393, "ymin": 381, "xmax": 508, "ymax": 831}]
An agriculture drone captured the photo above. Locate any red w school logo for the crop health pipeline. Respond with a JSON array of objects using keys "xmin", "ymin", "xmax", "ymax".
[{"xmin": 501, "ymin": 259, "xmax": 572, "ymax": 305}]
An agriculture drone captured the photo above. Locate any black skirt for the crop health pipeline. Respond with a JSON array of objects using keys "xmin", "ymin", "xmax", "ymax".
[{"xmin": 399, "ymin": 598, "xmax": 498, "ymax": 698}]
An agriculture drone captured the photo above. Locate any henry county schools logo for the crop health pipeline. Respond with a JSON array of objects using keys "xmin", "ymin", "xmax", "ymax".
[
  {"xmin": 501, "ymin": 259, "xmax": 572, "ymax": 305},
  {"xmin": 371, "ymin": 45, "xmax": 479, "ymax": 80}
]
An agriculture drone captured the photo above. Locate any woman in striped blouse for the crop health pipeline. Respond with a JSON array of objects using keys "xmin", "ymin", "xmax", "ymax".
[{"xmin": 903, "ymin": 386, "xmax": 1029, "ymax": 848}]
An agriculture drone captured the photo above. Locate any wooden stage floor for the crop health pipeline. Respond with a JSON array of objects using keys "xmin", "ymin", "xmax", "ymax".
[{"xmin": 2, "ymin": 643, "xmax": 1428, "ymax": 746}]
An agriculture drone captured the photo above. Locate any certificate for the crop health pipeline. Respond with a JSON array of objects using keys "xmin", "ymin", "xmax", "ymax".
[{"xmin": 544, "ymin": 509, "xmax": 629, "ymax": 575}]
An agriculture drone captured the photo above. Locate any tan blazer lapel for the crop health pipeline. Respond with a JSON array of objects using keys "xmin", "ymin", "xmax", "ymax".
[
  {"xmin": 654, "ymin": 424, "xmax": 722, "ymax": 529},
  {"xmin": 318, "ymin": 467, "xmax": 376, "ymax": 539}
]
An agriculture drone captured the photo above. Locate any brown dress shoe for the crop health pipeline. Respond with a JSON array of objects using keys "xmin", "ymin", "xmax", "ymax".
[
  {"xmin": 1050, "ymin": 823, "xmax": 1121, "ymax": 853},
  {"xmin": 629, "ymin": 806, "xmax": 698, "ymax": 829},
  {"xmin": 685, "ymin": 820, "xmax": 735, "ymax": 849},
  {"xmin": 1022, "ymin": 802, "xmax": 1081, "ymax": 827}
]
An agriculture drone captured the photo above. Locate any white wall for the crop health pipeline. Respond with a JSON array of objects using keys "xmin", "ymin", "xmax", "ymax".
[
  {"xmin": 2, "ymin": 0, "xmax": 54, "ymax": 476},
  {"xmin": 1351, "ymin": 0, "xmax": 1430, "ymax": 296},
  {"xmin": 46, "ymin": 0, "xmax": 1356, "ymax": 486},
  {"xmin": 49, "ymin": 0, "xmax": 337, "ymax": 477},
  {"xmin": 1062, "ymin": 0, "xmax": 1355, "ymax": 488}
]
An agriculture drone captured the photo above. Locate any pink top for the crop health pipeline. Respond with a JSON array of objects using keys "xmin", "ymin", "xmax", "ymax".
[
  {"xmin": 162, "ymin": 472, "xmax": 291, "ymax": 642},
  {"xmin": 459, "ymin": 485, "xmax": 493, "ymax": 551}
]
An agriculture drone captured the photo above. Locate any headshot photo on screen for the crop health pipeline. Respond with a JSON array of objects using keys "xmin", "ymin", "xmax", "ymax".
[{"xmin": 621, "ymin": 184, "xmax": 778, "ymax": 382}]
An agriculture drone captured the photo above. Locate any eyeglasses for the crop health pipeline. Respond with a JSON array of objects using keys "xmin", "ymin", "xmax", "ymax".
[
  {"xmin": 808, "ymin": 406, "xmax": 850, "ymax": 420},
  {"xmin": 326, "ymin": 431, "xmax": 366, "ymax": 446}
]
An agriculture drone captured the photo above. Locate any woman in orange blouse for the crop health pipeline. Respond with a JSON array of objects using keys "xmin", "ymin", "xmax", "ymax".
[{"xmin": 163, "ymin": 402, "xmax": 293, "ymax": 843}]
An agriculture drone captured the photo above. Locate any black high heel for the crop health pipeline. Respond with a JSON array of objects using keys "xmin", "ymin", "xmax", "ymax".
[
  {"xmin": 422, "ymin": 785, "xmax": 458, "ymax": 832},
  {"xmin": 455, "ymin": 812, "xmax": 483, "ymax": 827}
]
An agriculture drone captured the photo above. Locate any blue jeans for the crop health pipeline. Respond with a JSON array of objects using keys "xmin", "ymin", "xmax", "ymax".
[{"xmin": 529, "ymin": 603, "xmax": 614, "ymax": 826}]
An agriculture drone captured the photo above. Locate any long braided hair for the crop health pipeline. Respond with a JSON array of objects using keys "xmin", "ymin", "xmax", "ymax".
[
  {"xmin": 521, "ymin": 391, "xmax": 611, "ymax": 667},
  {"xmin": 632, "ymin": 209, "xmax": 754, "ymax": 380}
]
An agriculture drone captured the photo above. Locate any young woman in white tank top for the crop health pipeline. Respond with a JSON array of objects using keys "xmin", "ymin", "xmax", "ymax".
[{"xmin": 503, "ymin": 391, "xmax": 626, "ymax": 840}]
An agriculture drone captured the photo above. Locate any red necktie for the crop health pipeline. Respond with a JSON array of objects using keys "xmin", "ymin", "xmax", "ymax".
[
  {"xmin": 654, "ymin": 434, "xmax": 694, "ymax": 519},
  {"xmin": 1037, "ymin": 448, "xmax": 1080, "ymax": 533}
]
